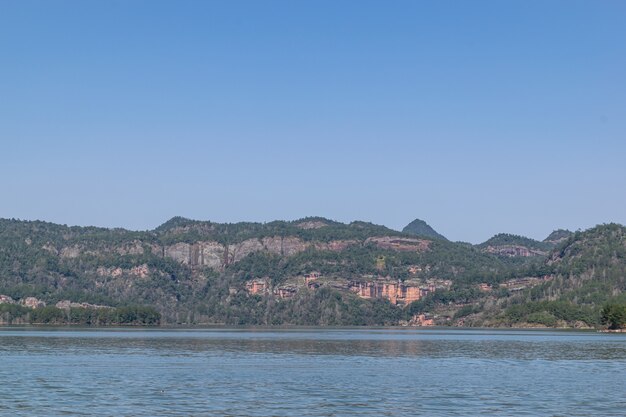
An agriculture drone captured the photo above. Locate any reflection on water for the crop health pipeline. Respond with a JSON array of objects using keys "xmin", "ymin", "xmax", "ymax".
[{"xmin": 0, "ymin": 328, "xmax": 624, "ymax": 416}]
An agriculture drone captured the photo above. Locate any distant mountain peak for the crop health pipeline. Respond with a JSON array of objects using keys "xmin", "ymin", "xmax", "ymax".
[
  {"xmin": 543, "ymin": 229, "xmax": 573, "ymax": 243},
  {"xmin": 402, "ymin": 218, "xmax": 447, "ymax": 240},
  {"xmin": 478, "ymin": 233, "xmax": 549, "ymax": 249},
  {"xmin": 476, "ymin": 232, "xmax": 551, "ymax": 257},
  {"xmin": 154, "ymin": 216, "xmax": 200, "ymax": 232}
]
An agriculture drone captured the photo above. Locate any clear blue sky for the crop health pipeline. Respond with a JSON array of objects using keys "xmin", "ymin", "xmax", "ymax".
[{"xmin": 1, "ymin": 0, "xmax": 625, "ymax": 243}]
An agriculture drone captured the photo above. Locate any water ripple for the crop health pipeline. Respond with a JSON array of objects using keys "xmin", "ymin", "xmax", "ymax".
[{"xmin": 0, "ymin": 328, "xmax": 624, "ymax": 416}]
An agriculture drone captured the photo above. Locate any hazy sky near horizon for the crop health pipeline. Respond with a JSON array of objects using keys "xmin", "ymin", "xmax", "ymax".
[{"xmin": 1, "ymin": 1, "xmax": 625, "ymax": 243}]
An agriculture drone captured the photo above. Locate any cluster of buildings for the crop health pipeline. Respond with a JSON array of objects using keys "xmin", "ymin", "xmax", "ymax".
[
  {"xmin": 244, "ymin": 272, "xmax": 321, "ymax": 299},
  {"xmin": 244, "ymin": 271, "xmax": 450, "ymax": 307},
  {"xmin": 349, "ymin": 281, "xmax": 425, "ymax": 305}
]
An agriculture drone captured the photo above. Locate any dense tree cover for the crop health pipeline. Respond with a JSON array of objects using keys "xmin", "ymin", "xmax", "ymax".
[
  {"xmin": 406, "ymin": 285, "xmax": 484, "ymax": 316},
  {"xmin": 601, "ymin": 303, "xmax": 626, "ymax": 330},
  {"xmin": 543, "ymin": 229, "xmax": 573, "ymax": 242},
  {"xmin": 0, "ymin": 218, "xmax": 624, "ymax": 327},
  {"xmin": 0, "ymin": 303, "xmax": 31, "ymax": 322},
  {"xmin": 466, "ymin": 224, "xmax": 626, "ymax": 327},
  {"xmin": 227, "ymin": 246, "xmax": 382, "ymax": 284},
  {"xmin": 194, "ymin": 287, "xmax": 404, "ymax": 326},
  {"xmin": 552, "ymin": 224, "xmax": 626, "ymax": 274},
  {"xmin": 503, "ymin": 300, "xmax": 598, "ymax": 327},
  {"xmin": 0, "ymin": 305, "xmax": 161, "ymax": 325},
  {"xmin": 477, "ymin": 233, "xmax": 553, "ymax": 251}
]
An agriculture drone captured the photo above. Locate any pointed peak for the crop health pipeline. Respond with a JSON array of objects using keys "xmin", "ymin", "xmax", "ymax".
[
  {"xmin": 154, "ymin": 216, "xmax": 200, "ymax": 232},
  {"xmin": 402, "ymin": 218, "xmax": 447, "ymax": 240}
]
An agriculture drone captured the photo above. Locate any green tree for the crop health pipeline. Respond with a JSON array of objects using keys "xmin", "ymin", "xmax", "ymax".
[{"xmin": 601, "ymin": 304, "xmax": 626, "ymax": 330}]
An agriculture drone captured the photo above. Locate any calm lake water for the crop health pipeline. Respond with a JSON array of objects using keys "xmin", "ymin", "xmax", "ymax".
[{"xmin": 0, "ymin": 328, "xmax": 624, "ymax": 416}]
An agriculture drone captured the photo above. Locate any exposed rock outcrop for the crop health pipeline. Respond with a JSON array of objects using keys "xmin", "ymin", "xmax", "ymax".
[
  {"xmin": 55, "ymin": 300, "xmax": 112, "ymax": 310},
  {"xmin": 60, "ymin": 245, "xmax": 82, "ymax": 259},
  {"xmin": 314, "ymin": 240, "xmax": 358, "ymax": 252},
  {"xmin": 41, "ymin": 243, "xmax": 59, "ymax": 255},
  {"xmin": 483, "ymin": 245, "xmax": 547, "ymax": 257},
  {"xmin": 163, "ymin": 237, "xmax": 365, "ymax": 269},
  {"xmin": 0, "ymin": 295, "xmax": 16, "ymax": 304},
  {"xmin": 366, "ymin": 236, "xmax": 431, "ymax": 252},
  {"xmin": 20, "ymin": 297, "xmax": 46, "ymax": 309},
  {"xmin": 409, "ymin": 314, "xmax": 435, "ymax": 326},
  {"xmin": 296, "ymin": 220, "xmax": 328, "ymax": 230},
  {"xmin": 115, "ymin": 240, "xmax": 149, "ymax": 256},
  {"xmin": 163, "ymin": 237, "xmax": 310, "ymax": 269},
  {"xmin": 96, "ymin": 264, "xmax": 151, "ymax": 279},
  {"xmin": 165, "ymin": 241, "xmax": 225, "ymax": 269}
]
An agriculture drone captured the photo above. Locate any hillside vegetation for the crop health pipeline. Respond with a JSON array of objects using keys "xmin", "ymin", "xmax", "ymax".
[
  {"xmin": 478, "ymin": 233, "xmax": 558, "ymax": 252},
  {"xmin": 0, "ymin": 217, "xmax": 623, "ymax": 328},
  {"xmin": 459, "ymin": 224, "xmax": 626, "ymax": 328}
]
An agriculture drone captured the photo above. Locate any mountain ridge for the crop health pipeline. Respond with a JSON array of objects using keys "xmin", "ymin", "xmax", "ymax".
[{"xmin": 0, "ymin": 216, "xmax": 623, "ymax": 328}]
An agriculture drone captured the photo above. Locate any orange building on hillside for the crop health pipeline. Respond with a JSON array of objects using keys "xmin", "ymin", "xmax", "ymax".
[
  {"xmin": 351, "ymin": 281, "xmax": 423, "ymax": 305},
  {"xmin": 245, "ymin": 279, "xmax": 270, "ymax": 295}
]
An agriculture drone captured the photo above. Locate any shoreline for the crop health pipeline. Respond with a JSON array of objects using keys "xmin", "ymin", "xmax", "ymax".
[{"xmin": 0, "ymin": 324, "xmax": 615, "ymax": 333}]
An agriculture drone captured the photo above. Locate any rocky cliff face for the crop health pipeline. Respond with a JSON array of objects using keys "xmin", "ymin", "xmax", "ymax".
[
  {"xmin": 483, "ymin": 245, "xmax": 547, "ymax": 257},
  {"xmin": 55, "ymin": 241, "xmax": 162, "ymax": 260},
  {"xmin": 165, "ymin": 241, "xmax": 225, "ymax": 268},
  {"xmin": 51, "ymin": 236, "xmax": 363, "ymax": 271},
  {"xmin": 160, "ymin": 236, "xmax": 430, "ymax": 270},
  {"xmin": 162, "ymin": 237, "xmax": 309, "ymax": 269}
]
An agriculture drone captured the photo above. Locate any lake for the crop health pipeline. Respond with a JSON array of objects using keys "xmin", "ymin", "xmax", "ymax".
[{"xmin": 0, "ymin": 328, "xmax": 624, "ymax": 416}]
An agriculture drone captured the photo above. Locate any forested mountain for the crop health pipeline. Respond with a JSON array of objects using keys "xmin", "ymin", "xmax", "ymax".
[
  {"xmin": 477, "ymin": 233, "xmax": 554, "ymax": 258},
  {"xmin": 543, "ymin": 229, "xmax": 574, "ymax": 244},
  {"xmin": 0, "ymin": 217, "xmax": 623, "ymax": 328},
  {"xmin": 478, "ymin": 233, "xmax": 549, "ymax": 250},
  {"xmin": 402, "ymin": 219, "xmax": 447, "ymax": 240},
  {"xmin": 452, "ymin": 224, "xmax": 626, "ymax": 328}
]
